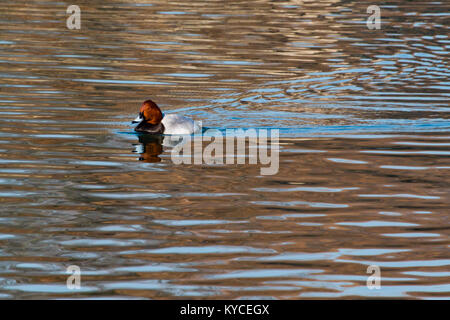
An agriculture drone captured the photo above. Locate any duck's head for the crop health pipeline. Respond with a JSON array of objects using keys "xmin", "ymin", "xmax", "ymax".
[{"xmin": 132, "ymin": 99, "xmax": 164, "ymax": 125}]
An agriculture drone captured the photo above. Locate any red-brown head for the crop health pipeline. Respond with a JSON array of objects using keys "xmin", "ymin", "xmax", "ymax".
[{"xmin": 132, "ymin": 99, "xmax": 163, "ymax": 125}]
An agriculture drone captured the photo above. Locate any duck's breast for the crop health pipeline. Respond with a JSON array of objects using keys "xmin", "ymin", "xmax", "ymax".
[{"xmin": 161, "ymin": 114, "xmax": 198, "ymax": 134}]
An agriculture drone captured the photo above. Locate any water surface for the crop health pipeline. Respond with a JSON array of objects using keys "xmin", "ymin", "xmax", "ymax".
[{"xmin": 0, "ymin": 0, "xmax": 449, "ymax": 299}]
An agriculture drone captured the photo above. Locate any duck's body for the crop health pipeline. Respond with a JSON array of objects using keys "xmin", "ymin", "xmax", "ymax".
[
  {"xmin": 160, "ymin": 114, "xmax": 199, "ymax": 135},
  {"xmin": 132, "ymin": 99, "xmax": 199, "ymax": 135}
]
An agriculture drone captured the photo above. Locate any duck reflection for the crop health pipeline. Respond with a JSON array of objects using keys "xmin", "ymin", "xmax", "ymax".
[{"xmin": 133, "ymin": 134, "xmax": 164, "ymax": 163}]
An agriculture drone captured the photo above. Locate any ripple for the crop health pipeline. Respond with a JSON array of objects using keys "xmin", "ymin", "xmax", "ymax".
[
  {"xmin": 73, "ymin": 79, "xmax": 171, "ymax": 85},
  {"xmin": 161, "ymin": 73, "xmax": 212, "ymax": 78},
  {"xmin": 336, "ymin": 259, "xmax": 450, "ymax": 268},
  {"xmin": 253, "ymin": 186, "xmax": 358, "ymax": 193},
  {"xmin": 382, "ymin": 232, "xmax": 441, "ymax": 238},
  {"xmin": 327, "ymin": 158, "xmax": 368, "ymax": 164},
  {"xmin": 207, "ymin": 269, "xmax": 323, "ymax": 280},
  {"xmin": 123, "ymin": 246, "xmax": 275, "ymax": 255},
  {"xmin": 153, "ymin": 219, "xmax": 247, "ymax": 226},
  {"xmin": 60, "ymin": 239, "xmax": 149, "ymax": 247},
  {"xmin": 87, "ymin": 192, "xmax": 171, "ymax": 199},
  {"xmin": 299, "ymin": 284, "xmax": 450, "ymax": 298},
  {"xmin": 358, "ymin": 194, "xmax": 440, "ymax": 200},
  {"xmin": 252, "ymin": 201, "xmax": 349, "ymax": 208},
  {"xmin": 403, "ymin": 271, "xmax": 450, "ymax": 277},
  {"xmin": 113, "ymin": 264, "xmax": 196, "ymax": 273},
  {"xmin": 337, "ymin": 221, "xmax": 419, "ymax": 227},
  {"xmin": 380, "ymin": 165, "xmax": 431, "ymax": 170},
  {"xmin": 3, "ymin": 284, "xmax": 98, "ymax": 293},
  {"xmin": 361, "ymin": 150, "xmax": 450, "ymax": 155}
]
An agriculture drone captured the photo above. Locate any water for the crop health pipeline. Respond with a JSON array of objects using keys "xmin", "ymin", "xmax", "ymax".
[{"xmin": 0, "ymin": 0, "xmax": 449, "ymax": 299}]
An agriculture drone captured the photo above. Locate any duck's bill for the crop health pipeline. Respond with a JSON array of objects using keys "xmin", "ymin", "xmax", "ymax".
[{"xmin": 132, "ymin": 114, "xmax": 143, "ymax": 124}]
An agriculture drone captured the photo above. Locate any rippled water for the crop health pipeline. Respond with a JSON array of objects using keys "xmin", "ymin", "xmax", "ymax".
[{"xmin": 0, "ymin": 0, "xmax": 449, "ymax": 299}]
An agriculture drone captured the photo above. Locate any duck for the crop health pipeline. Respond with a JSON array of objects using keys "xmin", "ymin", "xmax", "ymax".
[{"xmin": 132, "ymin": 99, "xmax": 200, "ymax": 135}]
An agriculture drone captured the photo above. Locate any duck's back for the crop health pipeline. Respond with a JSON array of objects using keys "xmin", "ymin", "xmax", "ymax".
[{"xmin": 161, "ymin": 114, "xmax": 199, "ymax": 134}]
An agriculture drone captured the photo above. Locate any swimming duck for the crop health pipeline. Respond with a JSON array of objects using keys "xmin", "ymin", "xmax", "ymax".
[{"xmin": 132, "ymin": 99, "xmax": 200, "ymax": 135}]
